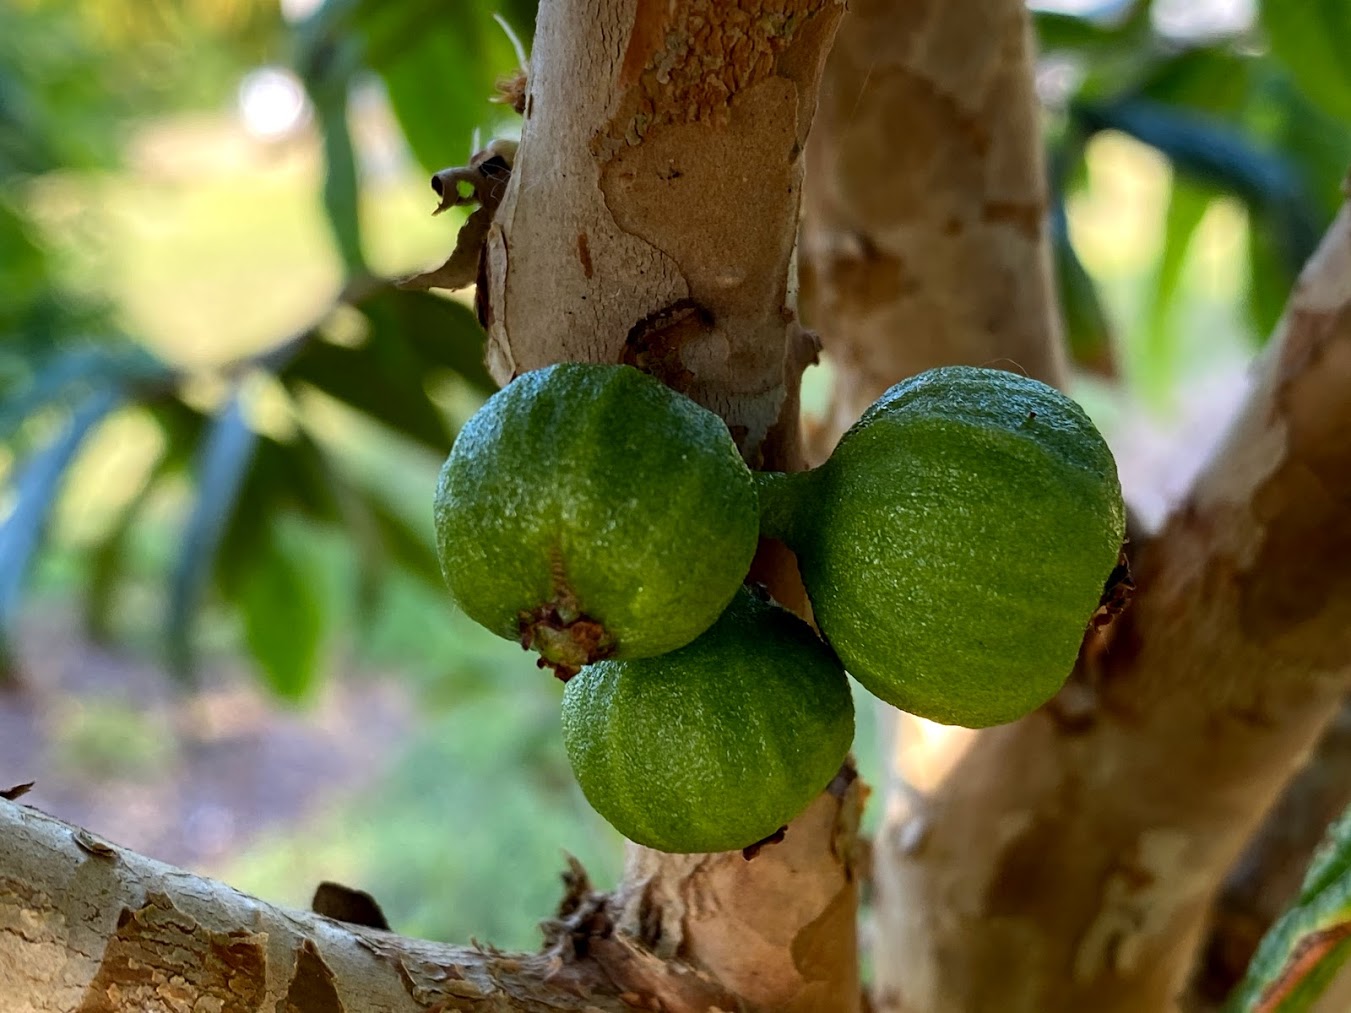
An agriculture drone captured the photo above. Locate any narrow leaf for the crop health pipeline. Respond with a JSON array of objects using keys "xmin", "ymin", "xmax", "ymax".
[
  {"xmin": 166, "ymin": 391, "xmax": 258, "ymax": 683},
  {"xmin": 1050, "ymin": 196, "xmax": 1116, "ymax": 377},
  {"xmin": 237, "ymin": 529, "xmax": 326, "ymax": 702},
  {"xmin": 313, "ymin": 86, "xmax": 366, "ymax": 277},
  {"xmin": 280, "ymin": 334, "xmax": 453, "ymax": 452},
  {"xmin": 1140, "ymin": 178, "xmax": 1212, "ymax": 397},
  {"xmin": 1248, "ymin": 212, "xmax": 1297, "ymax": 344},
  {"xmin": 0, "ymin": 388, "xmax": 120, "ymax": 658},
  {"xmin": 1229, "ymin": 808, "xmax": 1351, "ymax": 1012}
]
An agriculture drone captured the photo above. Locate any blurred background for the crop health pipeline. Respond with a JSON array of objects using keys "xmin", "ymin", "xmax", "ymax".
[{"xmin": 1, "ymin": 0, "xmax": 1347, "ymax": 950}]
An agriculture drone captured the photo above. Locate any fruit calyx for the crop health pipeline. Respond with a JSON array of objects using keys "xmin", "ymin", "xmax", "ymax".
[{"xmin": 519, "ymin": 598, "xmax": 615, "ymax": 681}]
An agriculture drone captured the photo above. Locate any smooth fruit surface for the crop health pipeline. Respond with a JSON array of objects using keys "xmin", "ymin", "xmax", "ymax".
[
  {"xmin": 434, "ymin": 364, "xmax": 758, "ymax": 670},
  {"xmin": 562, "ymin": 587, "xmax": 855, "ymax": 854},
  {"xmin": 764, "ymin": 366, "xmax": 1125, "ymax": 728}
]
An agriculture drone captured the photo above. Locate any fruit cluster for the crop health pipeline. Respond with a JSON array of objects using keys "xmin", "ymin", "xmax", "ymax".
[{"xmin": 434, "ymin": 362, "xmax": 1125, "ymax": 854}]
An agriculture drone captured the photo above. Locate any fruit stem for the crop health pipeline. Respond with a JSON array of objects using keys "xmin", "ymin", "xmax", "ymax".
[{"xmin": 755, "ymin": 470, "xmax": 806, "ymax": 545}]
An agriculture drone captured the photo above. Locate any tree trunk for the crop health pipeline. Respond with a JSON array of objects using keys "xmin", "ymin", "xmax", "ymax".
[
  {"xmin": 1190, "ymin": 697, "xmax": 1351, "ymax": 1006},
  {"xmin": 485, "ymin": 2, "xmax": 861, "ymax": 1008},
  {"xmin": 800, "ymin": 1, "xmax": 1351, "ymax": 1008}
]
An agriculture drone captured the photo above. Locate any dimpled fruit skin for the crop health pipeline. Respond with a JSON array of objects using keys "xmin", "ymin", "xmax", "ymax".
[
  {"xmin": 562, "ymin": 588, "xmax": 855, "ymax": 854},
  {"xmin": 434, "ymin": 363, "xmax": 759, "ymax": 661},
  {"xmin": 794, "ymin": 366, "xmax": 1125, "ymax": 728}
]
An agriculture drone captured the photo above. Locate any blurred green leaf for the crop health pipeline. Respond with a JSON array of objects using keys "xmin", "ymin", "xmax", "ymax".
[
  {"xmin": 315, "ymin": 87, "xmax": 366, "ymax": 276},
  {"xmin": 282, "ymin": 336, "xmax": 451, "ymax": 452},
  {"xmin": 0, "ymin": 345, "xmax": 169, "ymax": 446},
  {"xmin": 237, "ymin": 528, "xmax": 326, "ymax": 701},
  {"xmin": 1050, "ymin": 193, "xmax": 1116, "ymax": 378},
  {"xmin": 1247, "ymin": 210, "xmax": 1297, "ymax": 342},
  {"xmin": 213, "ymin": 430, "xmax": 344, "ymax": 600},
  {"xmin": 166, "ymin": 390, "xmax": 258, "ymax": 682},
  {"xmin": 1261, "ymin": 0, "xmax": 1351, "ymax": 123},
  {"xmin": 1227, "ymin": 807, "xmax": 1351, "ymax": 1012},
  {"xmin": 363, "ymin": 489, "xmax": 443, "ymax": 593},
  {"xmin": 295, "ymin": 28, "xmax": 366, "ymax": 276},
  {"xmin": 360, "ymin": 288, "xmax": 497, "ymax": 396},
  {"xmin": 299, "ymin": 0, "xmax": 523, "ymax": 173},
  {"xmin": 84, "ymin": 446, "xmax": 172, "ymax": 643},
  {"xmin": 1075, "ymin": 98, "xmax": 1323, "ymax": 345},
  {"xmin": 1141, "ymin": 178, "xmax": 1212, "ymax": 395},
  {"xmin": 1075, "ymin": 99, "xmax": 1309, "ymax": 210},
  {"xmin": 0, "ymin": 389, "xmax": 120, "ymax": 662},
  {"xmin": 1250, "ymin": 74, "xmax": 1351, "ymax": 219},
  {"xmin": 1134, "ymin": 46, "xmax": 1251, "ymax": 117}
]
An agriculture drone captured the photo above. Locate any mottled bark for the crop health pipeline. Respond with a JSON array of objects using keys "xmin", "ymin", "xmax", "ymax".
[
  {"xmin": 799, "ymin": 2, "xmax": 1069, "ymax": 1007},
  {"xmin": 875, "ymin": 204, "xmax": 1351, "ymax": 1012},
  {"xmin": 487, "ymin": 0, "xmax": 845, "ymax": 462},
  {"xmin": 800, "ymin": 0, "xmax": 1065, "ymax": 447},
  {"xmin": 0, "ymin": 799, "xmax": 742, "ymax": 1012},
  {"xmin": 486, "ymin": 1, "xmax": 861, "ymax": 1010}
]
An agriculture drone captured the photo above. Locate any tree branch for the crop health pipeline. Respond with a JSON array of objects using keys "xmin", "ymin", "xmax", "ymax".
[
  {"xmin": 799, "ymin": 4, "xmax": 1071, "ymax": 1008},
  {"xmin": 482, "ymin": 1, "xmax": 863, "ymax": 1009},
  {"xmin": 487, "ymin": 0, "xmax": 846, "ymax": 461},
  {"xmin": 0, "ymin": 799, "xmax": 743, "ymax": 1012},
  {"xmin": 873, "ymin": 202, "xmax": 1351, "ymax": 1012}
]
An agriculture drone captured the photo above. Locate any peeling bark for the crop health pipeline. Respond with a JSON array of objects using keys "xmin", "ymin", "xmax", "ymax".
[
  {"xmin": 612, "ymin": 767, "xmax": 866, "ymax": 1012},
  {"xmin": 0, "ymin": 800, "xmax": 742, "ymax": 1012},
  {"xmin": 487, "ymin": 0, "xmax": 845, "ymax": 461},
  {"xmin": 486, "ymin": 1, "xmax": 862, "ymax": 1009},
  {"xmin": 872, "ymin": 204, "xmax": 1351, "ymax": 1012}
]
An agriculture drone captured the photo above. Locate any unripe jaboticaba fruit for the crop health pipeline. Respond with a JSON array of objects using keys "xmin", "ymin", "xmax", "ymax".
[
  {"xmin": 759, "ymin": 366, "xmax": 1125, "ymax": 729},
  {"xmin": 434, "ymin": 363, "xmax": 758, "ymax": 672},
  {"xmin": 562, "ymin": 586, "xmax": 855, "ymax": 853}
]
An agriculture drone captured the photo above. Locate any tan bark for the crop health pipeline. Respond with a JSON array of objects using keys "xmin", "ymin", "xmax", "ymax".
[
  {"xmin": 487, "ymin": 0, "xmax": 845, "ymax": 461},
  {"xmin": 872, "ymin": 204, "xmax": 1351, "ymax": 1012},
  {"xmin": 800, "ymin": 0, "xmax": 1066, "ymax": 449},
  {"xmin": 799, "ymin": 3, "xmax": 1071, "ymax": 1007},
  {"xmin": 0, "ymin": 798, "xmax": 742, "ymax": 1012},
  {"xmin": 486, "ymin": 2, "xmax": 863, "ymax": 1010}
]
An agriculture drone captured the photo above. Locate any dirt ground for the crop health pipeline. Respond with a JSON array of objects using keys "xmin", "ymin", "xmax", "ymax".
[{"xmin": 0, "ymin": 608, "xmax": 411, "ymax": 872}]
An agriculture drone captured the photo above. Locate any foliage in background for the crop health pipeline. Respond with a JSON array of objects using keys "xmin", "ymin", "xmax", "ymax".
[{"xmin": 2, "ymin": 0, "xmax": 526, "ymax": 688}]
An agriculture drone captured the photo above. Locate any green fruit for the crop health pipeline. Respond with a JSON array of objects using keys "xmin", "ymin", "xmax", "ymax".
[
  {"xmin": 562, "ymin": 587, "xmax": 855, "ymax": 854},
  {"xmin": 435, "ymin": 363, "xmax": 758, "ymax": 671},
  {"xmin": 759, "ymin": 366, "xmax": 1125, "ymax": 728}
]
